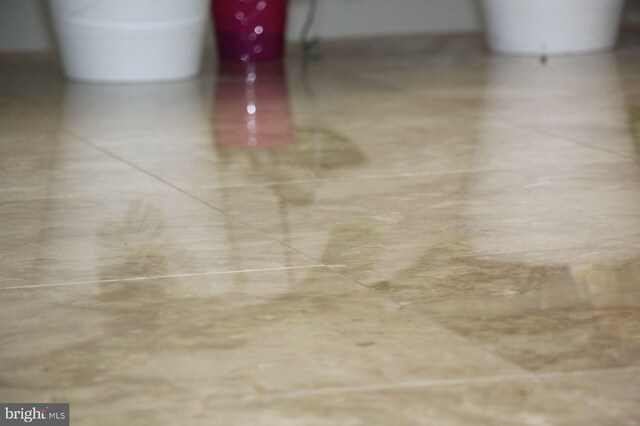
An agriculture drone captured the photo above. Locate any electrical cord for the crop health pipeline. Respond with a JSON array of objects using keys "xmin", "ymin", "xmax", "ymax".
[{"xmin": 300, "ymin": 0, "xmax": 321, "ymax": 58}]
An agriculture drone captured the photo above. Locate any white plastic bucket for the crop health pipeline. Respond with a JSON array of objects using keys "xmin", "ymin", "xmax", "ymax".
[
  {"xmin": 48, "ymin": 0, "xmax": 209, "ymax": 83},
  {"xmin": 481, "ymin": 0, "xmax": 625, "ymax": 56}
]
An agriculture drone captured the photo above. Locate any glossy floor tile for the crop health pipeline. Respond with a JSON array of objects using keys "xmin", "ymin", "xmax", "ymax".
[
  {"xmin": 197, "ymin": 162, "xmax": 640, "ymax": 259},
  {"xmin": 71, "ymin": 111, "xmax": 628, "ymax": 192},
  {"xmin": 202, "ymin": 369, "xmax": 640, "ymax": 426},
  {"xmin": 395, "ymin": 248, "xmax": 640, "ymax": 372},
  {"xmin": 0, "ymin": 133, "xmax": 174, "ymax": 201},
  {"xmin": 1, "ymin": 33, "xmax": 640, "ymax": 425},
  {"xmin": 0, "ymin": 268, "xmax": 519, "ymax": 420},
  {"xmin": 0, "ymin": 191, "xmax": 319, "ymax": 288}
]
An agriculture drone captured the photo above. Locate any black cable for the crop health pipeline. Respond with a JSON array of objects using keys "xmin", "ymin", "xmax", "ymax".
[{"xmin": 300, "ymin": 0, "xmax": 321, "ymax": 58}]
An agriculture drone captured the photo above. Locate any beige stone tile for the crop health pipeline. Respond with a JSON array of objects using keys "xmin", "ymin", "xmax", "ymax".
[
  {"xmin": 0, "ymin": 132, "xmax": 172, "ymax": 201},
  {"xmin": 2, "ymin": 34, "xmax": 640, "ymax": 425},
  {"xmin": 0, "ymin": 107, "xmax": 317, "ymax": 287},
  {"xmin": 6, "ymin": 50, "xmax": 626, "ymax": 196},
  {"xmin": 200, "ymin": 369, "xmax": 640, "ymax": 426},
  {"xmin": 357, "ymin": 52, "xmax": 640, "ymax": 160},
  {"xmin": 5, "ymin": 366, "xmax": 637, "ymax": 425},
  {"xmin": 0, "ymin": 191, "xmax": 318, "ymax": 288},
  {"xmin": 55, "ymin": 66, "xmax": 452, "ymax": 189},
  {"xmin": 80, "ymin": 111, "xmax": 625, "ymax": 193},
  {"xmin": 190, "ymin": 161, "xmax": 640, "ymax": 372},
  {"xmin": 52, "ymin": 53, "xmax": 626, "ymax": 193},
  {"xmin": 60, "ymin": 80, "xmax": 212, "ymax": 136},
  {"xmin": 476, "ymin": 54, "xmax": 640, "ymax": 159},
  {"xmin": 59, "ymin": 64, "xmax": 394, "ymax": 143},
  {"xmin": 368, "ymin": 247, "xmax": 640, "ymax": 372},
  {"xmin": 496, "ymin": 101, "xmax": 638, "ymax": 159},
  {"xmin": 195, "ymin": 161, "xmax": 640, "ymax": 264},
  {"xmin": 47, "ymin": 65, "xmax": 408, "ymax": 191},
  {"xmin": 0, "ymin": 268, "xmax": 518, "ymax": 422}
]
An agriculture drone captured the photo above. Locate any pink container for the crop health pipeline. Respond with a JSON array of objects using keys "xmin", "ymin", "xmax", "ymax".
[{"xmin": 212, "ymin": 0, "xmax": 288, "ymax": 62}]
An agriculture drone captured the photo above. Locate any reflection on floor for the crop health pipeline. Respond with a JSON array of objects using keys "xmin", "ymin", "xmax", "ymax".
[{"xmin": 1, "ymin": 34, "xmax": 639, "ymax": 425}]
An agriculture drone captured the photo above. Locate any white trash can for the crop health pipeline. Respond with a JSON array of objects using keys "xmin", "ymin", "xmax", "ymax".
[
  {"xmin": 481, "ymin": 0, "xmax": 626, "ymax": 56},
  {"xmin": 48, "ymin": 0, "xmax": 209, "ymax": 83}
]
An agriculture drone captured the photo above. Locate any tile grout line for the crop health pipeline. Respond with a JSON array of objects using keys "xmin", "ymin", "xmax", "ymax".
[
  {"xmin": 230, "ymin": 366, "xmax": 640, "ymax": 403},
  {"xmin": 316, "ymin": 267, "xmax": 533, "ymax": 376},
  {"xmin": 325, "ymin": 266, "xmax": 530, "ymax": 375},
  {"xmin": 492, "ymin": 115, "xmax": 634, "ymax": 160},
  {"xmin": 67, "ymin": 130, "xmax": 339, "ymax": 276},
  {"xmin": 67, "ymin": 130, "xmax": 301, "ymax": 232},
  {"xmin": 0, "ymin": 265, "xmax": 326, "ymax": 291}
]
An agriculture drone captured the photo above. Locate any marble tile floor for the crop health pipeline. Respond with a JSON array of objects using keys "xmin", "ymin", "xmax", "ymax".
[{"xmin": 1, "ymin": 34, "xmax": 639, "ymax": 425}]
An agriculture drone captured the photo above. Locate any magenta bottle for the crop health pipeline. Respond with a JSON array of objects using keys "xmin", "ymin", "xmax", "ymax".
[{"xmin": 213, "ymin": 0, "xmax": 288, "ymax": 62}]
